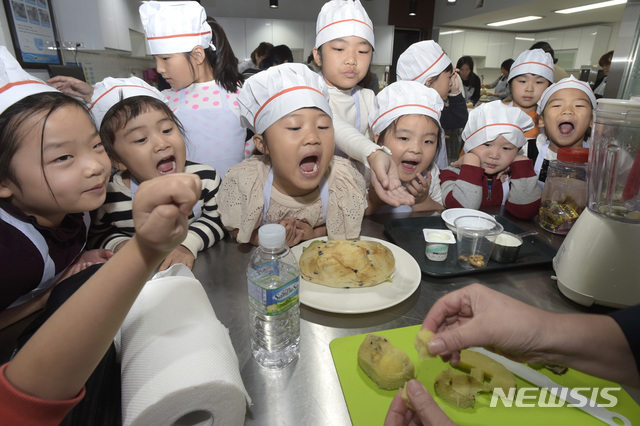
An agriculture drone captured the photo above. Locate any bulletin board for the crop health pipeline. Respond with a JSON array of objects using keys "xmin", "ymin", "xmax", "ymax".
[{"xmin": 2, "ymin": 0, "xmax": 62, "ymax": 67}]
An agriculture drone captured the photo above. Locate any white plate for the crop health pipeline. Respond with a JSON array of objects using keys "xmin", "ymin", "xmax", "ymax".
[
  {"xmin": 441, "ymin": 208, "xmax": 494, "ymax": 233},
  {"xmin": 290, "ymin": 236, "xmax": 421, "ymax": 314}
]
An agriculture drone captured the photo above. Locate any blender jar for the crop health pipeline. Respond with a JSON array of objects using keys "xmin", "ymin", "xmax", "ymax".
[
  {"xmin": 539, "ymin": 147, "xmax": 589, "ymax": 234},
  {"xmin": 589, "ymin": 99, "xmax": 640, "ymax": 223}
]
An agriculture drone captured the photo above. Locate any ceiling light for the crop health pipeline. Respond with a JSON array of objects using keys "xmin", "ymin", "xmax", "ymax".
[
  {"xmin": 556, "ymin": 0, "xmax": 626, "ymax": 14},
  {"xmin": 269, "ymin": 0, "xmax": 278, "ymax": 8},
  {"xmin": 409, "ymin": 0, "xmax": 417, "ymax": 16},
  {"xmin": 487, "ymin": 16, "xmax": 542, "ymax": 27},
  {"xmin": 447, "ymin": 0, "xmax": 457, "ymax": 3},
  {"xmin": 514, "ymin": 36, "xmax": 535, "ymax": 41},
  {"xmin": 440, "ymin": 30, "xmax": 464, "ymax": 35}
]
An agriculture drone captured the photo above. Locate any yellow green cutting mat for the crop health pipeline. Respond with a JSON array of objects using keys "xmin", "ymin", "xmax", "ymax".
[{"xmin": 330, "ymin": 325, "xmax": 640, "ymax": 425}]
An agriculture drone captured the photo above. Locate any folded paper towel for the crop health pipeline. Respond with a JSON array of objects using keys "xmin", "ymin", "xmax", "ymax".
[{"xmin": 119, "ymin": 264, "xmax": 251, "ymax": 426}]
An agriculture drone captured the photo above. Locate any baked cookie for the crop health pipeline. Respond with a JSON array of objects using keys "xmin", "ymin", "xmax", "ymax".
[{"xmin": 299, "ymin": 239, "xmax": 395, "ymax": 288}]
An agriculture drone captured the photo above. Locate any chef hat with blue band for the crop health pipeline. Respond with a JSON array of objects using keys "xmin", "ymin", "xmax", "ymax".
[
  {"xmin": 537, "ymin": 75, "xmax": 597, "ymax": 115},
  {"xmin": 0, "ymin": 46, "xmax": 58, "ymax": 115},
  {"xmin": 238, "ymin": 63, "xmax": 332, "ymax": 135},
  {"xmin": 315, "ymin": 0, "xmax": 375, "ymax": 49},
  {"xmin": 463, "ymin": 101, "xmax": 534, "ymax": 153},
  {"xmin": 396, "ymin": 41, "xmax": 452, "ymax": 85},
  {"xmin": 508, "ymin": 48, "xmax": 554, "ymax": 84},
  {"xmin": 89, "ymin": 77, "xmax": 164, "ymax": 130},
  {"xmin": 369, "ymin": 81, "xmax": 444, "ymax": 136},
  {"xmin": 139, "ymin": 1, "xmax": 215, "ymax": 55}
]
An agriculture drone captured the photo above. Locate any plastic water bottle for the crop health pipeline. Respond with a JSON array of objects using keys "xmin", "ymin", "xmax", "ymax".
[{"xmin": 247, "ymin": 224, "xmax": 300, "ymax": 369}]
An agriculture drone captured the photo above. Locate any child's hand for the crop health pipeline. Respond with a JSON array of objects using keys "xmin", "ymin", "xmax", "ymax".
[
  {"xmin": 449, "ymin": 71, "xmax": 461, "ymax": 96},
  {"xmin": 462, "ymin": 152, "xmax": 481, "ymax": 167},
  {"xmin": 406, "ymin": 171, "xmax": 432, "ymax": 205},
  {"xmin": 77, "ymin": 249, "xmax": 114, "ymax": 265},
  {"xmin": 159, "ymin": 245, "xmax": 195, "ymax": 271},
  {"xmin": 132, "ymin": 173, "xmax": 201, "ymax": 257},
  {"xmin": 280, "ymin": 216, "xmax": 304, "ymax": 247},
  {"xmin": 495, "ymin": 168, "xmax": 510, "ymax": 183},
  {"xmin": 368, "ymin": 152, "xmax": 415, "ymax": 207},
  {"xmin": 449, "ymin": 156, "xmax": 464, "ymax": 168}
]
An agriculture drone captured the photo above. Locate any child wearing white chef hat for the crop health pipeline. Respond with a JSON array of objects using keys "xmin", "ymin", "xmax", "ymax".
[
  {"xmin": 217, "ymin": 63, "xmax": 367, "ymax": 247},
  {"xmin": 312, "ymin": 0, "xmax": 414, "ymax": 209},
  {"xmin": 507, "ymin": 48, "xmax": 554, "ymax": 142},
  {"xmin": 0, "ymin": 45, "xmax": 113, "ymax": 321},
  {"xmin": 366, "ymin": 81, "xmax": 445, "ymax": 214},
  {"xmin": 441, "ymin": 101, "xmax": 542, "ymax": 220},
  {"xmin": 138, "ymin": 1, "xmax": 246, "ymax": 177},
  {"xmin": 520, "ymin": 75, "xmax": 597, "ymax": 183},
  {"xmin": 86, "ymin": 76, "xmax": 225, "ymax": 271},
  {"xmin": 396, "ymin": 40, "xmax": 468, "ymax": 169}
]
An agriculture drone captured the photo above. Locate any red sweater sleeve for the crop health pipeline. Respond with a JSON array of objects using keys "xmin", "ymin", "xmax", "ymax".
[
  {"xmin": 505, "ymin": 159, "xmax": 542, "ymax": 220},
  {"xmin": 0, "ymin": 363, "xmax": 85, "ymax": 426}
]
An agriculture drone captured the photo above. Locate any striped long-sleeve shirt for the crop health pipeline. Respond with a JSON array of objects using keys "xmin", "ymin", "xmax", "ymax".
[{"xmin": 89, "ymin": 162, "xmax": 225, "ymax": 256}]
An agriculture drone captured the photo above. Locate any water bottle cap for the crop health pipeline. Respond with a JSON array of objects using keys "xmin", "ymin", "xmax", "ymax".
[{"xmin": 258, "ymin": 224, "xmax": 286, "ymax": 249}]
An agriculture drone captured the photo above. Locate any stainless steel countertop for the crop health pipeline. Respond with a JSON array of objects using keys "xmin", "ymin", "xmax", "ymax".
[{"xmin": 192, "ymin": 207, "xmax": 635, "ymax": 426}]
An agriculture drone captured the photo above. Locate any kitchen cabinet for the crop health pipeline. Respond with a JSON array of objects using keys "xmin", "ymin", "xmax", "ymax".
[
  {"xmin": 52, "ymin": 0, "xmax": 133, "ymax": 52},
  {"xmin": 372, "ymin": 26, "xmax": 394, "ymax": 65},
  {"xmin": 485, "ymin": 32, "xmax": 504, "ymax": 69},
  {"xmin": 273, "ymin": 20, "xmax": 305, "ymax": 50},
  {"xmin": 462, "ymin": 31, "xmax": 489, "ymax": 57},
  {"xmin": 216, "ymin": 17, "xmax": 247, "ymax": 61}
]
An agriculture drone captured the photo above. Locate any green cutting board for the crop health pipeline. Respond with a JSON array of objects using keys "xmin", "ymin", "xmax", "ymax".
[{"xmin": 330, "ymin": 325, "xmax": 640, "ymax": 425}]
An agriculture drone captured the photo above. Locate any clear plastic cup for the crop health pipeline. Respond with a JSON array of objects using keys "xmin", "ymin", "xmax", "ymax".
[{"xmin": 454, "ymin": 216, "xmax": 503, "ymax": 270}]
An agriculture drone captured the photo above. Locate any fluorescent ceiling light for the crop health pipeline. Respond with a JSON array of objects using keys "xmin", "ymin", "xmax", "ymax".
[
  {"xmin": 515, "ymin": 36, "xmax": 535, "ymax": 41},
  {"xmin": 487, "ymin": 16, "xmax": 542, "ymax": 27},
  {"xmin": 440, "ymin": 30, "xmax": 464, "ymax": 35},
  {"xmin": 556, "ymin": 0, "xmax": 626, "ymax": 14}
]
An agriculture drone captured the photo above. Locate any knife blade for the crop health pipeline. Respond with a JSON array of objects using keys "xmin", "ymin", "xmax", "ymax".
[{"xmin": 469, "ymin": 347, "xmax": 631, "ymax": 426}]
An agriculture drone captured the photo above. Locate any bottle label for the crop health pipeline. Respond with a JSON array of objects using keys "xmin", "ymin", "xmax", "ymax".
[{"xmin": 248, "ymin": 261, "xmax": 299, "ymax": 316}]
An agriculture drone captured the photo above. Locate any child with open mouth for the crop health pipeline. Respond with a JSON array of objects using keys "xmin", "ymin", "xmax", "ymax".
[
  {"xmin": 87, "ymin": 77, "xmax": 225, "ymax": 271},
  {"xmin": 441, "ymin": 101, "xmax": 542, "ymax": 220},
  {"xmin": 520, "ymin": 75, "xmax": 597, "ymax": 184},
  {"xmin": 218, "ymin": 63, "xmax": 367, "ymax": 247},
  {"xmin": 366, "ymin": 81, "xmax": 445, "ymax": 214}
]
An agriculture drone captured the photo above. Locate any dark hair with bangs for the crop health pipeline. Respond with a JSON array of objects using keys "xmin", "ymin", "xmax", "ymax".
[
  {"xmin": 375, "ymin": 115, "xmax": 441, "ymax": 159},
  {"xmin": 99, "ymin": 95, "xmax": 186, "ymax": 164},
  {"xmin": 0, "ymin": 91, "xmax": 91, "ymax": 195}
]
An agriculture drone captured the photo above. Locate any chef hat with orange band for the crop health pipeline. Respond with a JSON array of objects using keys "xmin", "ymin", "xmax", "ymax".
[
  {"xmin": 463, "ymin": 101, "xmax": 534, "ymax": 153},
  {"xmin": 537, "ymin": 75, "xmax": 597, "ymax": 115},
  {"xmin": 508, "ymin": 48, "xmax": 554, "ymax": 84},
  {"xmin": 0, "ymin": 46, "xmax": 58, "ymax": 115},
  {"xmin": 88, "ymin": 77, "xmax": 164, "ymax": 129},
  {"xmin": 315, "ymin": 0, "xmax": 375, "ymax": 49},
  {"xmin": 139, "ymin": 1, "xmax": 215, "ymax": 55},
  {"xmin": 237, "ymin": 63, "xmax": 332, "ymax": 134},
  {"xmin": 396, "ymin": 41, "xmax": 452, "ymax": 85},
  {"xmin": 369, "ymin": 81, "xmax": 444, "ymax": 136}
]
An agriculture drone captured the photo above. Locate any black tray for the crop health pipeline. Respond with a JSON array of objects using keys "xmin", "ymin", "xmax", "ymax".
[{"xmin": 384, "ymin": 215, "xmax": 557, "ymax": 277}]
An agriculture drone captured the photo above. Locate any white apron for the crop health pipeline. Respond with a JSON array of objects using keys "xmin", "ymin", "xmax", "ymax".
[{"xmin": 175, "ymin": 85, "xmax": 245, "ymax": 178}]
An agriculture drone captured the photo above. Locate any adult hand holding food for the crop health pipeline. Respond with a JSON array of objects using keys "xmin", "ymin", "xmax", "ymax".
[
  {"xmin": 423, "ymin": 284, "xmax": 639, "ymax": 387},
  {"xmin": 384, "ymin": 379, "xmax": 456, "ymax": 426},
  {"xmin": 47, "ymin": 76, "xmax": 94, "ymax": 102}
]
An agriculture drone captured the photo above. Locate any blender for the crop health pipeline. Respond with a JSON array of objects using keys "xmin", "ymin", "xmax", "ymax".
[{"xmin": 553, "ymin": 99, "xmax": 640, "ymax": 308}]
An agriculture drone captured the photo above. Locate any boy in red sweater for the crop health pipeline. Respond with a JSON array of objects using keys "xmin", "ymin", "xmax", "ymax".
[{"xmin": 441, "ymin": 101, "xmax": 542, "ymax": 219}]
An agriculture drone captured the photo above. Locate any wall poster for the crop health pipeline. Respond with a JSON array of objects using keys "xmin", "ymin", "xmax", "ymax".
[{"xmin": 3, "ymin": 0, "xmax": 62, "ymax": 67}]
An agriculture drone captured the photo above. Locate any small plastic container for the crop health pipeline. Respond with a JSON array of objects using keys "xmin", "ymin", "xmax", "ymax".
[
  {"xmin": 423, "ymin": 229, "xmax": 456, "ymax": 261},
  {"xmin": 538, "ymin": 147, "xmax": 589, "ymax": 234},
  {"xmin": 454, "ymin": 216, "xmax": 503, "ymax": 269}
]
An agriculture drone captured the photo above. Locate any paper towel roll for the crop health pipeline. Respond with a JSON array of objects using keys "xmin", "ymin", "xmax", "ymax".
[{"xmin": 119, "ymin": 264, "xmax": 251, "ymax": 426}]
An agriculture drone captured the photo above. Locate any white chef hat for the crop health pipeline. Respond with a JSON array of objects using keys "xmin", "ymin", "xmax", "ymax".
[
  {"xmin": 238, "ymin": 63, "xmax": 332, "ymax": 134},
  {"xmin": 537, "ymin": 75, "xmax": 597, "ymax": 115},
  {"xmin": 0, "ymin": 46, "xmax": 58, "ymax": 115},
  {"xmin": 369, "ymin": 81, "xmax": 444, "ymax": 136},
  {"xmin": 88, "ymin": 77, "xmax": 164, "ymax": 130},
  {"xmin": 315, "ymin": 0, "xmax": 375, "ymax": 49},
  {"xmin": 139, "ymin": 1, "xmax": 215, "ymax": 55},
  {"xmin": 508, "ymin": 48, "xmax": 554, "ymax": 83},
  {"xmin": 396, "ymin": 41, "xmax": 452, "ymax": 85},
  {"xmin": 463, "ymin": 101, "xmax": 534, "ymax": 152}
]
